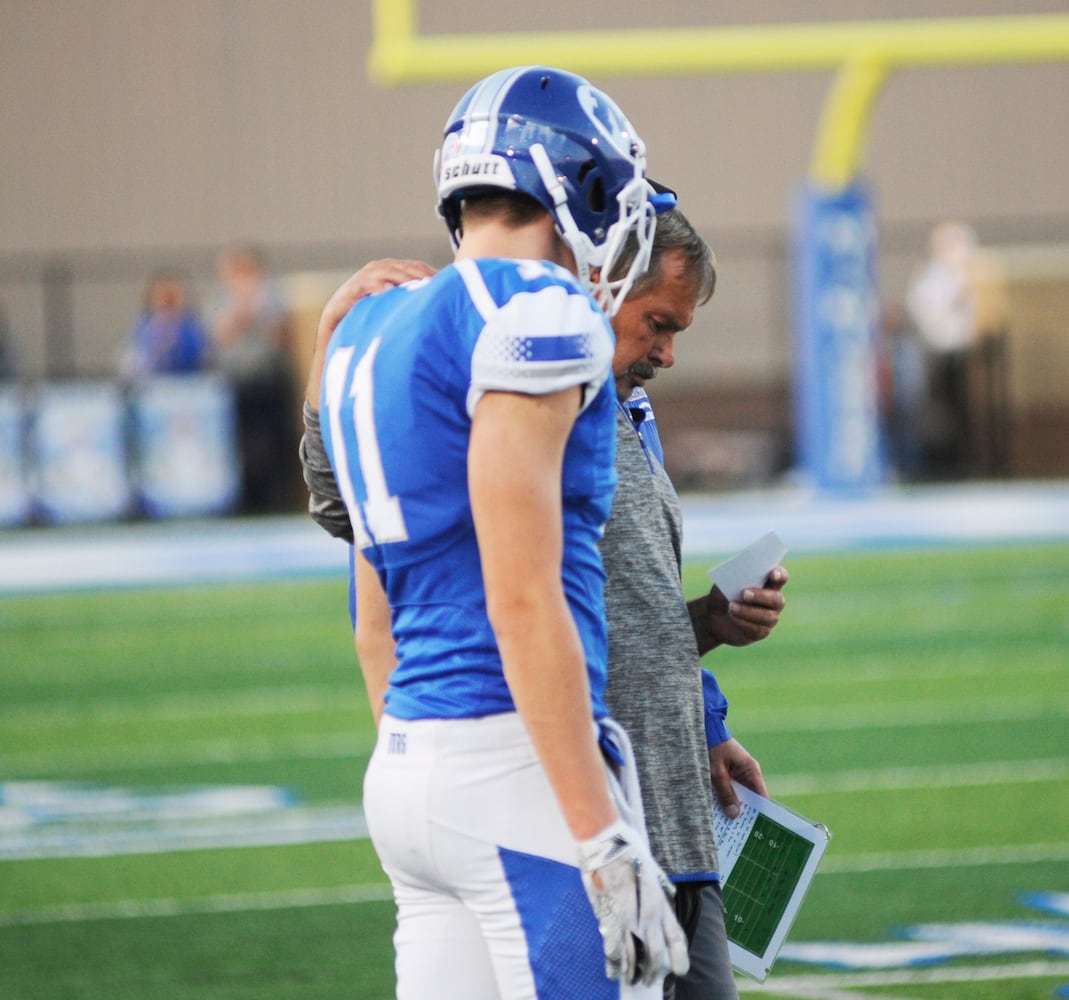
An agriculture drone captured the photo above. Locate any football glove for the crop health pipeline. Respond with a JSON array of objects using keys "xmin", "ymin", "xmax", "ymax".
[{"xmin": 576, "ymin": 818, "xmax": 690, "ymax": 986}]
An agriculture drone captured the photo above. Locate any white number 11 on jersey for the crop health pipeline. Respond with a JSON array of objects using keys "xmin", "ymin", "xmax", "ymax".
[{"xmin": 323, "ymin": 338, "xmax": 408, "ymax": 548}]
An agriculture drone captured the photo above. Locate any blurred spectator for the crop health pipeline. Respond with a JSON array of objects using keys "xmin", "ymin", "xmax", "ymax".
[
  {"xmin": 119, "ymin": 268, "xmax": 211, "ymax": 381},
  {"xmin": 878, "ymin": 301, "xmax": 927, "ymax": 482},
  {"xmin": 905, "ymin": 221, "xmax": 979, "ymax": 477},
  {"xmin": 906, "ymin": 222, "xmax": 978, "ymax": 355},
  {"xmin": 209, "ymin": 243, "xmax": 297, "ymax": 513},
  {"xmin": 0, "ymin": 301, "xmax": 20, "ymax": 381}
]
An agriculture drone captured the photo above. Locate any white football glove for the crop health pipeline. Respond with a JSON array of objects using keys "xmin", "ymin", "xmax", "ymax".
[{"xmin": 576, "ymin": 818, "xmax": 690, "ymax": 986}]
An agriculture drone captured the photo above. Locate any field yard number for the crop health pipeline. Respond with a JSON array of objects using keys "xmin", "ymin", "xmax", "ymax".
[{"xmin": 324, "ymin": 340, "xmax": 408, "ymax": 547}]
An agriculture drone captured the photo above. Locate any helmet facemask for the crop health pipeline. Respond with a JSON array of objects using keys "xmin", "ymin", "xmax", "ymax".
[
  {"xmin": 529, "ymin": 142, "xmax": 655, "ymax": 317},
  {"xmin": 434, "ymin": 66, "xmax": 657, "ymax": 316}
]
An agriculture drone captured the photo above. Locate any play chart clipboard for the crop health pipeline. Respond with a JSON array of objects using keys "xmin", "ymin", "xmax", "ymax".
[{"xmin": 713, "ymin": 781, "xmax": 831, "ymax": 982}]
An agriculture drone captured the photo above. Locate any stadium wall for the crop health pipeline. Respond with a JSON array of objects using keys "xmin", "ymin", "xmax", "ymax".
[{"xmin": 2, "ymin": 0, "xmax": 1067, "ymax": 481}]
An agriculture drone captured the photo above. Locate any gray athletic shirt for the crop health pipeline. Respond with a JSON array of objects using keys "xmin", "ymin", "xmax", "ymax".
[{"xmin": 601, "ymin": 403, "xmax": 719, "ymax": 882}]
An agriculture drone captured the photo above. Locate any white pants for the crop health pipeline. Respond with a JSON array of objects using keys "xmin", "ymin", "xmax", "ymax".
[{"xmin": 364, "ymin": 711, "xmax": 659, "ymax": 1000}]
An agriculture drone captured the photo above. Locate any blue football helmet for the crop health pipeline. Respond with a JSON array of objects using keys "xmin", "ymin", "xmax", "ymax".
[{"xmin": 434, "ymin": 65, "xmax": 656, "ymax": 315}]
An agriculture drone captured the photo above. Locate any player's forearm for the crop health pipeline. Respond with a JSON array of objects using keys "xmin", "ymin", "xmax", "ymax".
[
  {"xmin": 354, "ymin": 551, "xmax": 396, "ymax": 726},
  {"xmin": 470, "ymin": 388, "xmax": 615, "ymax": 840},
  {"xmin": 354, "ymin": 634, "xmax": 393, "ymax": 727}
]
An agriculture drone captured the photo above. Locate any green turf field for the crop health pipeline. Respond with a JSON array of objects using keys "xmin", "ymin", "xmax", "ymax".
[{"xmin": 1, "ymin": 542, "xmax": 1067, "ymax": 998}]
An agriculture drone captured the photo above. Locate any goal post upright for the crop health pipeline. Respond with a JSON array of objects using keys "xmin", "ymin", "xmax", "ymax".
[{"xmin": 367, "ymin": 2, "xmax": 1069, "ymax": 491}]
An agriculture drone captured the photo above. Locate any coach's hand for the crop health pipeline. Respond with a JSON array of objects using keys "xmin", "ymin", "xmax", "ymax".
[
  {"xmin": 577, "ymin": 819, "xmax": 690, "ymax": 985},
  {"xmin": 689, "ymin": 565, "xmax": 789, "ymax": 654},
  {"xmin": 709, "ymin": 737, "xmax": 767, "ymax": 819},
  {"xmin": 305, "ymin": 258, "xmax": 436, "ymax": 410},
  {"xmin": 317, "ymin": 258, "xmax": 436, "ymax": 346}
]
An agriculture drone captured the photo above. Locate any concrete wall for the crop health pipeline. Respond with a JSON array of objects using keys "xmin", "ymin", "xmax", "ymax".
[{"xmin": 2, "ymin": 1, "xmax": 1067, "ymax": 478}]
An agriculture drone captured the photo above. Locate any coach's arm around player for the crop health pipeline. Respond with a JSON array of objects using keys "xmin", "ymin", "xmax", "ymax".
[{"xmin": 299, "ymin": 259, "xmax": 435, "ymax": 543}]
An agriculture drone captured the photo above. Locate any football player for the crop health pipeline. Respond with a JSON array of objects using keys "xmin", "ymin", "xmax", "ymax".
[{"xmin": 315, "ymin": 66, "xmax": 687, "ymax": 998}]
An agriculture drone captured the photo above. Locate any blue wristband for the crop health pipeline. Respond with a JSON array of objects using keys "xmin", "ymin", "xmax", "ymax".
[{"xmin": 702, "ymin": 669, "xmax": 731, "ymax": 748}]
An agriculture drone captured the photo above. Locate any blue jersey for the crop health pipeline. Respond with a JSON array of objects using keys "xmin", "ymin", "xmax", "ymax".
[{"xmin": 321, "ymin": 258, "xmax": 617, "ymax": 721}]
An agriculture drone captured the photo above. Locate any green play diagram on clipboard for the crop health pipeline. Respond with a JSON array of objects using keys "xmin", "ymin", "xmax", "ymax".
[{"xmin": 713, "ymin": 781, "xmax": 831, "ymax": 982}]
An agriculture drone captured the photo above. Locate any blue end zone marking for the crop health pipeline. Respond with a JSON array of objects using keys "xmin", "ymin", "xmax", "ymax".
[{"xmin": 1021, "ymin": 892, "xmax": 1069, "ymax": 919}]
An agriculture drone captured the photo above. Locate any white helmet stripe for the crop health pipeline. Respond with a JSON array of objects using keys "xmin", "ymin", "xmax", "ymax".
[{"xmin": 463, "ymin": 66, "xmax": 528, "ymax": 153}]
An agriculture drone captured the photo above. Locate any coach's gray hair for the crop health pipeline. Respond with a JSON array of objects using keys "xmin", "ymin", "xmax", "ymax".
[{"xmin": 612, "ymin": 207, "xmax": 717, "ymax": 305}]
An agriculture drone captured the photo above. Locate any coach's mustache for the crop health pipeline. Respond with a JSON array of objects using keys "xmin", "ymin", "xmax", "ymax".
[{"xmin": 626, "ymin": 361, "xmax": 658, "ymax": 381}]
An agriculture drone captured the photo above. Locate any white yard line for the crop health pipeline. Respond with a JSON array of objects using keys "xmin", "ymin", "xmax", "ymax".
[
  {"xmin": 772, "ymin": 757, "xmax": 1069, "ymax": 795},
  {"xmin": 737, "ymin": 960, "xmax": 1069, "ymax": 996},
  {"xmin": 743, "ymin": 987, "xmax": 922, "ymax": 1000},
  {"xmin": 0, "ymin": 803, "xmax": 368, "ymax": 861},
  {"xmin": 742, "ymin": 694, "xmax": 1069, "ymax": 733},
  {"xmin": 4, "ymin": 725, "xmax": 1064, "ymax": 791},
  {"xmin": 725, "ymin": 657, "xmax": 1066, "ymax": 690},
  {"xmin": 0, "ymin": 683, "xmax": 361, "ymax": 728},
  {"xmin": 821, "ymin": 841, "xmax": 1069, "ymax": 873},
  {"xmin": 5, "ymin": 656, "xmax": 1061, "ymax": 731},
  {"xmin": 0, "ymin": 732, "xmax": 365, "ymax": 774},
  {"xmin": 7, "ymin": 689, "xmax": 1065, "ymax": 750},
  {"xmin": 0, "ymin": 883, "xmax": 393, "ymax": 927}
]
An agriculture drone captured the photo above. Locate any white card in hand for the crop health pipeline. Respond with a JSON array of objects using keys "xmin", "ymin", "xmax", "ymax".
[{"xmin": 708, "ymin": 531, "xmax": 787, "ymax": 601}]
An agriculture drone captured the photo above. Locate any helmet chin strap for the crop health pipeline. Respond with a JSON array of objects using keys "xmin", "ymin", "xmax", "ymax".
[
  {"xmin": 529, "ymin": 142, "xmax": 651, "ymax": 318},
  {"xmin": 530, "ymin": 143, "xmax": 601, "ymax": 294},
  {"xmin": 599, "ymin": 182, "xmax": 656, "ymax": 312}
]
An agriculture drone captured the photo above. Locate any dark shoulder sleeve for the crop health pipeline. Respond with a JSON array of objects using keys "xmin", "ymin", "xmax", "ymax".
[{"xmin": 299, "ymin": 401, "xmax": 354, "ymax": 543}]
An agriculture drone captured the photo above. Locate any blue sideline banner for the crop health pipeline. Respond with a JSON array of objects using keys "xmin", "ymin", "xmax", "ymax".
[
  {"xmin": 793, "ymin": 182, "xmax": 886, "ymax": 492},
  {"xmin": 130, "ymin": 374, "xmax": 240, "ymax": 518},
  {"xmin": 0, "ymin": 387, "xmax": 30, "ymax": 526},
  {"xmin": 29, "ymin": 382, "xmax": 131, "ymax": 523}
]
